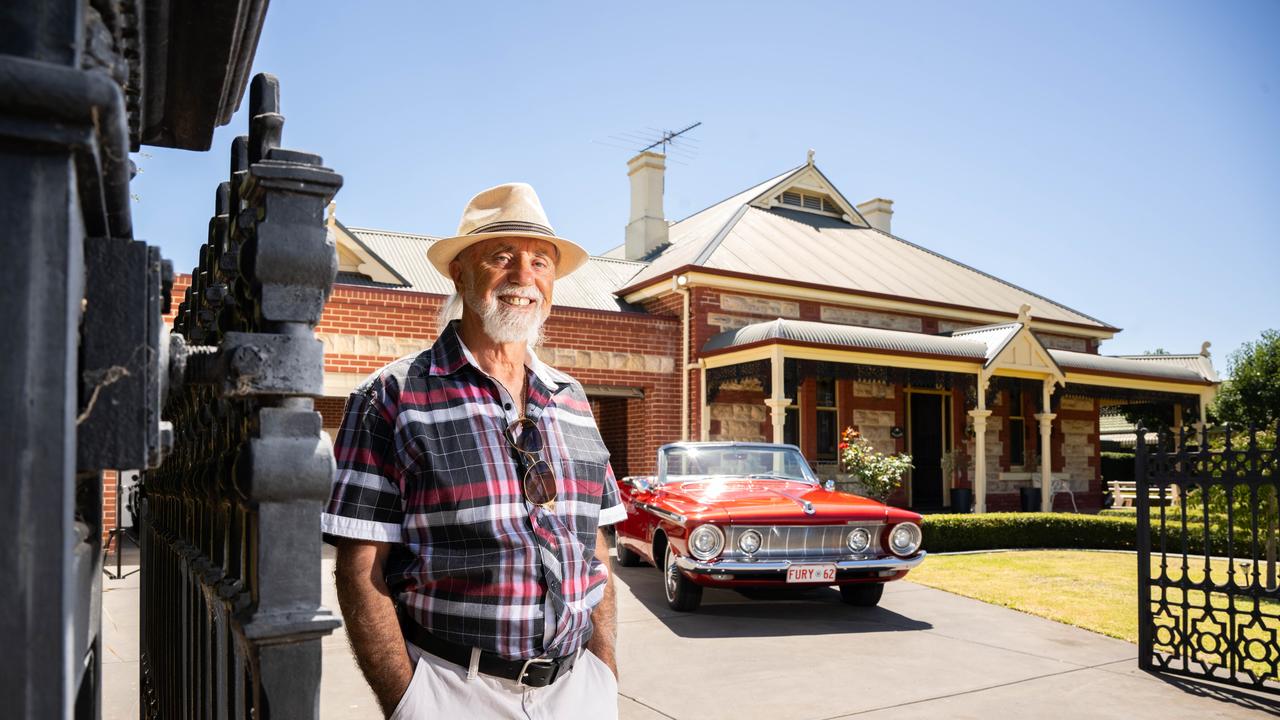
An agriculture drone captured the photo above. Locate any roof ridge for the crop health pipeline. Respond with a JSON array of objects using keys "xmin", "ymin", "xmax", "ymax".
[
  {"xmin": 691, "ymin": 205, "xmax": 751, "ymax": 267},
  {"xmin": 670, "ymin": 164, "xmax": 804, "ymax": 228},
  {"xmin": 347, "ymin": 226, "xmax": 441, "ymax": 241},
  {"xmin": 1111, "ymin": 353, "xmax": 1203, "ymax": 359},
  {"xmin": 863, "ymin": 226, "xmax": 1115, "ymax": 330}
]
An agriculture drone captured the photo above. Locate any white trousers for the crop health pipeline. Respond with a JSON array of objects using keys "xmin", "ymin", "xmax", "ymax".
[{"xmin": 389, "ymin": 642, "xmax": 619, "ymax": 720}]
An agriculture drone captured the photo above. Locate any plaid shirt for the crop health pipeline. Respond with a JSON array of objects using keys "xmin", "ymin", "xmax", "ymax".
[{"xmin": 322, "ymin": 321, "xmax": 625, "ymax": 660}]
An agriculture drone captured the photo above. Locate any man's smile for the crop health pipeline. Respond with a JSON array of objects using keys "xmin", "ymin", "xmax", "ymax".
[{"xmin": 498, "ymin": 295, "xmax": 536, "ymax": 307}]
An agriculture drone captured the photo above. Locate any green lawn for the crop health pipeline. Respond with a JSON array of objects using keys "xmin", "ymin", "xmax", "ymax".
[{"xmin": 909, "ymin": 550, "xmax": 1280, "ymax": 680}]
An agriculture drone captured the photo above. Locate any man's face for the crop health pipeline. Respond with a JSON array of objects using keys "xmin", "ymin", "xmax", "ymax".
[{"xmin": 451, "ymin": 236, "xmax": 557, "ymax": 345}]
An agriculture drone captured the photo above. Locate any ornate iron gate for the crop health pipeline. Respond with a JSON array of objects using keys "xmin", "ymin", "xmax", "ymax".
[
  {"xmin": 1137, "ymin": 424, "xmax": 1280, "ymax": 692},
  {"xmin": 139, "ymin": 73, "xmax": 342, "ymax": 718}
]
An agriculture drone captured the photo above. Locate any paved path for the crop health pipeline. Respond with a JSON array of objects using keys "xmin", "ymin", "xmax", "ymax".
[{"xmin": 102, "ymin": 548, "xmax": 1277, "ymax": 719}]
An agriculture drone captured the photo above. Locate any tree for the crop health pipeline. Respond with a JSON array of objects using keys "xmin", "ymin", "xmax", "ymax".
[
  {"xmin": 1213, "ymin": 329, "xmax": 1280, "ymax": 429},
  {"xmin": 1120, "ymin": 348, "xmax": 1180, "ymax": 435}
]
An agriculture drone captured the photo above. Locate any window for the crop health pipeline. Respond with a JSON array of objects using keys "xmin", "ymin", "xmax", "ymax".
[
  {"xmin": 816, "ymin": 378, "xmax": 838, "ymax": 461},
  {"xmin": 1008, "ymin": 387, "xmax": 1026, "ymax": 467},
  {"xmin": 784, "ymin": 406, "xmax": 799, "ymax": 447}
]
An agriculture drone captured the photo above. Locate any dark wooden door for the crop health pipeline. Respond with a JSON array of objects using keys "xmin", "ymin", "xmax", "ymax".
[{"xmin": 910, "ymin": 393, "xmax": 944, "ymax": 508}]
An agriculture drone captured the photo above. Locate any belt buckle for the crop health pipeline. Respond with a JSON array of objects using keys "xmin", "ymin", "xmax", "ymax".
[{"xmin": 517, "ymin": 657, "xmax": 557, "ymax": 687}]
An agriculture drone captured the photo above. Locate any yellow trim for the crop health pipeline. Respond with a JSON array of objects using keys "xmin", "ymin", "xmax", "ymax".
[
  {"xmin": 992, "ymin": 368, "xmax": 1055, "ymax": 380},
  {"xmin": 624, "ymin": 271, "xmax": 1115, "ymax": 340},
  {"xmin": 702, "ymin": 346, "xmax": 774, "ymax": 370},
  {"xmin": 1063, "ymin": 372, "xmax": 1213, "ymax": 395}
]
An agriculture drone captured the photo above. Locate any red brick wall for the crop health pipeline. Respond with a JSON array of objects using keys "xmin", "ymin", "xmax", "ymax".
[
  {"xmin": 102, "ymin": 469, "xmax": 118, "ymax": 547},
  {"xmin": 316, "ymin": 282, "xmax": 682, "ymax": 476}
]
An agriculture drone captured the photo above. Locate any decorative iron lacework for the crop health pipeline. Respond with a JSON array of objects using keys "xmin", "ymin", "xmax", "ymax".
[
  {"xmin": 1137, "ymin": 422, "xmax": 1280, "ymax": 693},
  {"xmin": 706, "ymin": 360, "xmax": 772, "ymax": 401},
  {"xmin": 1062, "ymin": 382, "xmax": 1201, "ymax": 409},
  {"xmin": 704, "ymin": 358, "xmax": 975, "ymax": 405}
]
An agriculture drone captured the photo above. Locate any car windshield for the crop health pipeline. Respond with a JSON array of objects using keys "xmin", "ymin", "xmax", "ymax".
[{"xmin": 661, "ymin": 445, "xmax": 818, "ymax": 484}]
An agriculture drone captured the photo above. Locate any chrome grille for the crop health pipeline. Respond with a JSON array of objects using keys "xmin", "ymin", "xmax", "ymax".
[{"xmin": 723, "ymin": 523, "xmax": 884, "ymax": 560}]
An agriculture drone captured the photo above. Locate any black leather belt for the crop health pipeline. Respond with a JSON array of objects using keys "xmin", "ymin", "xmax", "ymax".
[{"xmin": 398, "ymin": 610, "xmax": 577, "ymax": 688}]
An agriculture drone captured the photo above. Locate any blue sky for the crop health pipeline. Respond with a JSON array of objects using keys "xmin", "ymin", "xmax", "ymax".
[{"xmin": 131, "ymin": 0, "xmax": 1279, "ymax": 369}]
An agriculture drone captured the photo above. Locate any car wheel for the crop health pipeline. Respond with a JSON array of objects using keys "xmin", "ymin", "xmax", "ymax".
[
  {"xmin": 664, "ymin": 546, "xmax": 703, "ymax": 612},
  {"xmin": 839, "ymin": 583, "xmax": 885, "ymax": 607},
  {"xmin": 615, "ymin": 536, "xmax": 643, "ymax": 567}
]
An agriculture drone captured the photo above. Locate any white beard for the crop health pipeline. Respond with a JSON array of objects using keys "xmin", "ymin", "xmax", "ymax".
[{"xmin": 462, "ymin": 282, "xmax": 547, "ymax": 347}]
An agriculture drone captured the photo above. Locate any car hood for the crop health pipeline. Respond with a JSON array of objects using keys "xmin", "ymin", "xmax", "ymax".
[{"xmin": 657, "ymin": 479, "xmax": 891, "ymax": 523}]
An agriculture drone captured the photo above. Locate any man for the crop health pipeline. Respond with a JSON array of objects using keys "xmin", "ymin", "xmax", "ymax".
[{"xmin": 322, "ymin": 183, "xmax": 625, "ymax": 719}]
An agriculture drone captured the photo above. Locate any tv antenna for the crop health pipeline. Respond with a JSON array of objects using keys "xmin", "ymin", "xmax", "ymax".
[{"xmin": 595, "ymin": 121, "xmax": 702, "ymax": 165}]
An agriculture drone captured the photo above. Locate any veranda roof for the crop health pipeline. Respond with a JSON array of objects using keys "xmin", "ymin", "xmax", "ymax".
[{"xmin": 702, "ymin": 319, "xmax": 1218, "ymax": 388}]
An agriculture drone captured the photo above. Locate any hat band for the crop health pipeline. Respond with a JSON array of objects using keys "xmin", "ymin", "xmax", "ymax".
[{"xmin": 468, "ymin": 220, "xmax": 555, "ymax": 237}]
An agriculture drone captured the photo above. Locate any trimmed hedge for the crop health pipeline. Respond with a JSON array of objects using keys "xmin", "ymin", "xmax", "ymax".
[
  {"xmin": 920, "ymin": 512, "xmax": 1259, "ymax": 556},
  {"xmin": 1100, "ymin": 452, "xmax": 1135, "ymax": 484},
  {"xmin": 921, "ymin": 513, "xmax": 1138, "ymax": 553}
]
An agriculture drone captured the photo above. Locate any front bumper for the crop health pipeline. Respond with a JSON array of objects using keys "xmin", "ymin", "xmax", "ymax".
[{"xmin": 675, "ymin": 552, "xmax": 927, "ymax": 576}]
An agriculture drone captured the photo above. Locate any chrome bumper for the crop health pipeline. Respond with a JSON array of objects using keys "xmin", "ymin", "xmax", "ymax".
[{"xmin": 675, "ymin": 552, "xmax": 927, "ymax": 575}]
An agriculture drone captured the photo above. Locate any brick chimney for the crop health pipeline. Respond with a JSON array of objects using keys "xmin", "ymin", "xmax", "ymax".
[
  {"xmin": 856, "ymin": 197, "xmax": 894, "ymax": 234},
  {"xmin": 625, "ymin": 151, "xmax": 668, "ymax": 261}
]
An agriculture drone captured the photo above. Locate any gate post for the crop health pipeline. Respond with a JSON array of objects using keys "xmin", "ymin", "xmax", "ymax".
[
  {"xmin": 139, "ymin": 73, "xmax": 342, "ymax": 718},
  {"xmin": 1135, "ymin": 423, "xmax": 1152, "ymax": 671}
]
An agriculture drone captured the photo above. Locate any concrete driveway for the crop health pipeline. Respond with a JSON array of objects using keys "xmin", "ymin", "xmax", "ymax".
[{"xmin": 102, "ymin": 548, "xmax": 1277, "ymax": 719}]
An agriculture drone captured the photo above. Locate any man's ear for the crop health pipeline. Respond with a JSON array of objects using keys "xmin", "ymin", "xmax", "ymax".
[{"xmin": 449, "ymin": 259, "xmax": 464, "ymax": 291}]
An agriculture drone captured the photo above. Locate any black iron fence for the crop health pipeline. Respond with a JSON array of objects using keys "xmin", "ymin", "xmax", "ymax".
[
  {"xmin": 1137, "ymin": 423, "xmax": 1280, "ymax": 692},
  {"xmin": 139, "ymin": 73, "xmax": 342, "ymax": 719}
]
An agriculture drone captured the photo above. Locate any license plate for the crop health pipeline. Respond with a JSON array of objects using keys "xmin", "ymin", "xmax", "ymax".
[{"xmin": 785, "ymin": 563, "xmax": 837, "ymax": 583}]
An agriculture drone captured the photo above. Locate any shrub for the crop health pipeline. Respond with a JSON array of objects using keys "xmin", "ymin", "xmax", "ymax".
[
  {"xmin": 1100, "ymin": 452, "xmax": 1135, "ymax": 484},
  {"xmin": 920, "ymin": 512, "xmax": 1261, "ymax": 556},
  {"xmin": 921, "ymin": 513, "xmax": 1138, "ymax": 553},
  {"xmin": 838, "ymin": 427, "xmax": 912, "ymax": 502}
]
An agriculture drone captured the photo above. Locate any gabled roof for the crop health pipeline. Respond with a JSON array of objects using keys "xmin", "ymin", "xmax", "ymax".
[
  {"xmin": 338, "ymin": 226, "xmax": 648, "ymax": 313},
  {"xmin": 951, "ymin": 320, "xmax": 1065, "ymax": 383},
  {"xmin": 619, "ymin": 163, "xmax": 1116, "ymax": 332}
]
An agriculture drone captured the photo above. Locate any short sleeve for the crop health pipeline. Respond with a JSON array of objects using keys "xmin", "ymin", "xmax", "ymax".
[
  {"xmin": 321, "ymin": 386, "xmax": 404, "ymax": 544},
  {"xmin": 597, "ymin": 461, "xmax": 626, "ymax": 526}
]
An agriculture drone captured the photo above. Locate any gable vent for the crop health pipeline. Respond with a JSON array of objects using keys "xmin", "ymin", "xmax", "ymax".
[{"xmin": 779, "ymin": 190, "xmax": 841, "ymax": 215}]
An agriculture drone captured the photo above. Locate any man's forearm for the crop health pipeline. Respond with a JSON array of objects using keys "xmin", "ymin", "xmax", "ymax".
[
  {"xmin": 587, "ymin": 528, "xmax": 618, "ymax": 678},
  {"xmin": 334, "ymin": 541, "xmax": 415, "ymax": 718}
]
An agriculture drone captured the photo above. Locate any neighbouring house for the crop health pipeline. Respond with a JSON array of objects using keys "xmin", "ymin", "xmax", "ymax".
[{"xmin": 153, "ymin": 150, "xmax": 1220, "ymax": 516}]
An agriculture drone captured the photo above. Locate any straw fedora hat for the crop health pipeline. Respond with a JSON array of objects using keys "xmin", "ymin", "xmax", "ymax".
[{"xmin": 427, "ymin": 183, "xmax": 589, "ymax": 279}]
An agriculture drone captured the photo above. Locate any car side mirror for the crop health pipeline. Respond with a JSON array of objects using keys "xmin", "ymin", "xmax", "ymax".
[
  {"xmin": 824, "ymin": 479, "xmax": 836, "ymax": 492},
  {"xmin": 624, "ymin": 476, "xmax": 651, "ymax": 493}
]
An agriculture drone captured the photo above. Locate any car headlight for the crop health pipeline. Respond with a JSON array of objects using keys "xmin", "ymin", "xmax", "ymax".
[
  {"xmin": 846, "ymin": 527, "xmax": 872, "ymax": 553},
  {"xmin": 888, "ymin": 522, "xmax": 922, "ymax": 556},
  {"xmin": 688, "ymin": 524, "xmax": 725, "ymax": 560},
  {"xmin": 738, "ymin": 529, "xmax": 762, "ymax": 555}
]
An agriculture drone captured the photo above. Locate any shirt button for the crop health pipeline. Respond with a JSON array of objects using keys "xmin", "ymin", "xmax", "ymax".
[{"xmin": 504, "ymin": 402, "xmax": 512, "ymax": 411}]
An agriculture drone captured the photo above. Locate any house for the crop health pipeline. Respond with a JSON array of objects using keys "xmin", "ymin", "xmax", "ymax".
[{"xmin": 166, "ymin": 150, "xmax": 1220, "ymax": 513}]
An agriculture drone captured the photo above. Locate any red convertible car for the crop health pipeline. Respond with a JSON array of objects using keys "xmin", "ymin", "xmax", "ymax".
[{"xmin": 613, "ymin": 442, "xmax": 925, "ymax": 612}]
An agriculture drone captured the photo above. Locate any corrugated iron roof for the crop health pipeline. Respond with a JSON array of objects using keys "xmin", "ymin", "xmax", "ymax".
[
  {"xmin": 702, "ymin": 318, "xmax": 990, "ymax": 360},
  {"xmin": 703, "ymin": 319, "xmax": 1217, "ymax": 388},
  {"xmin": 1111, "ymin": 353, "xmax": 1220, "ymax": 383},
  {"xmin": 950, "ymin": 323, "xmax": 1022, "ymax": 363},
  {"xmin": 1050, "ymin": 349, "xmax": 1214, "ymax": 384},
  {"xmin": 343, "ymin": 227, "xmax": 648, "ymax": 313},
  {"xmin": 621, "ymin": 164, "xmax": 1115, "ymax": 330}
]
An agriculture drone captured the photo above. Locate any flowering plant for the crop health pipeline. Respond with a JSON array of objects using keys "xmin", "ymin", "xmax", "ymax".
[{"xmin": 837, "ymin": 427, "xmax": 914, "ymax": 502}]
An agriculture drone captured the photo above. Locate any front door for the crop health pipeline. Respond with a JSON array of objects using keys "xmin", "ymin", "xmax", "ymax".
[{"xmin": 909, "ymin": 392, "xmax": 945, "ymax": 508}]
